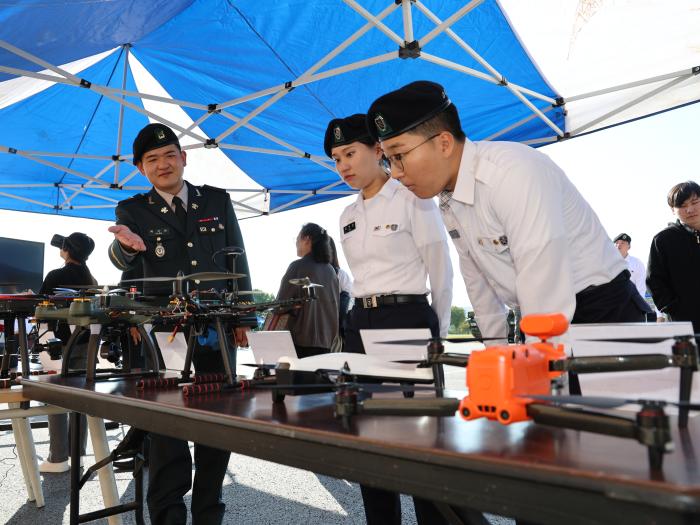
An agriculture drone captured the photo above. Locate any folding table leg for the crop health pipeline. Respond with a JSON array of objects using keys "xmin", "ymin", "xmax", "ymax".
[
  {"xmin": 87, "ymin": 416, "xmax": 123, "ymax": 525},
  {"xmin": 9, "ymin": 417, "xmax": 35, "ymax": 502},
  {"xmin": 10, "ymin": 402, "xmax": 44, "ymax": 506}
]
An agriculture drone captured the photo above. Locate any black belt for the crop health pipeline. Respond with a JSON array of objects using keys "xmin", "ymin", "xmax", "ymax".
[{"xmin": 358, "ymin": 294, "xmax": 428, "ymax": 309}]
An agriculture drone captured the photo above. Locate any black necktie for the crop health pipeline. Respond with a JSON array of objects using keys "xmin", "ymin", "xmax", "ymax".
[{"xmin": 172, "ymin": 195, "xmax": 187, "ymax": 227}]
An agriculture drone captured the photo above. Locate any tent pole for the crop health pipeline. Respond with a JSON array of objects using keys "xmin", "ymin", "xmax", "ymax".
[
  {"xmin": 342, "ymin": 0, "xmax": 404, "ymax": 46},
  {"xmin": 570, "ymin": 74, "xmax": 695, "ymax": 136},
  {"xmin": 114, "ymin": 45, "xmax": 130, "ymax": 186},
  {"xmin": 421, "ymin": 53, "xmax": 563, "ymax": 137},
  {"xmin": 566, "ymin": 67, "xmax": 700, "ymax": 103},
  {"xmin": 215, "ymin": 51, "xmax": 396, "ymax": 143},
  {"xmin": 419, "ymin": 0, "xmax": 485, "ymax": 47},
  {"xmin": 483, "ymin": 106, "xmax": 556, "ymax": 142},
  {"xmin": 401, "ymin": 0, "xmax": 414, "ymax": 43},
  {"xmin": 0, "ymin": 191, "xmax": 54, "ymax": 208},
  {"xmin": 217, "ymin": 2, "xmax": 400, "ymax": 111},
  {"xmin": 415, "ymin": 1, "xmax": 555, "ymax": 104},
  {"xmin": 12, "ymin": 150, "xmax": 109, "ymax": 186}
]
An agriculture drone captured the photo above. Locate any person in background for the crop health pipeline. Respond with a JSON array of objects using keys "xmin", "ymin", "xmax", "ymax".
[
  {"xmin": 325, "ymin": 114, "xmax": 453, "ymax": 525},
  {"xmin": 38, "ymin": 232, "xmax": 97, "ymax": 473},
  {"xmin": 276, "ymin": 223, "xmax": 339, "ymax": 357},
  {"xmin": 613, "ymin": 233, "xmax": 647, "ymax": 297},
  {"xmin": 647, "ymin": 181, "xmax": 700, "ymax": 332},
  {"xmin": 329, "ymin": 237, "xmax": 353, "ymax": 344},
  {"xmin": 614, "ymin": 233, "xmax": 655, "ymax": 321}
]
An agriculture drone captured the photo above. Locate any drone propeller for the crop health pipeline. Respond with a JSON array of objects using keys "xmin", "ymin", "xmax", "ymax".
[
  {"xmin": 380, "ymin": 336, "xmax": 503, "ymax": 346},
  {"xmin": 288, "ymin": 277, "xmax": 324, "ymax": 288},
  {"xmin": 526, "ymin": 394, "xmax": 700, "ymax": 411},
  {"xmin": 122, "ymin": 271, "xmax": 246, "ymax": 283},
  {"xmin": 257, "ymin": 381, "xmax": 440, "ymax": 394},
  {"xmin": 241, "ymin": 363, "xmax": 277, "ymax": 370},
  {"xmin": 576, "ymin": 335, "xmax": 700, "ymax": 344}
]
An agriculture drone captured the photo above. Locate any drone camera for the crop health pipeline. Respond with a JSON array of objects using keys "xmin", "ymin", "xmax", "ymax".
[
  {"xmin": 35, "ymin": 337, "xmax": 64, "ymax": 360},
  {"xmin": 99, "ymin": 328, "xmax": 124, "ymax": 365}
]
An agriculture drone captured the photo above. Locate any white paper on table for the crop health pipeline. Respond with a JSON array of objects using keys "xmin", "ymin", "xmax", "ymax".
[
  {"xmin": 248, "ymin": 330, "xmax": 296, "ymax": 364},
  {"xmin": 154, "ymin": 331, "xmax": 188, "ymax": 371}
]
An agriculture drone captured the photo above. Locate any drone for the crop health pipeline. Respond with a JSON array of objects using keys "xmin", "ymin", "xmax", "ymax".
[{"xmin": 253, "ymin": 313, "xmax": 699, "ymax": 471}]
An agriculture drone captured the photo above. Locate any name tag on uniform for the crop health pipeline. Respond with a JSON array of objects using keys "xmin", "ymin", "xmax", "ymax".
[
  {"xmin": 449, "ymin": 229, "xmax": 460, "ymax": 239},
  {"xmin": 343, "ymin": 221, "xmax": 356, "ymax": 234}
]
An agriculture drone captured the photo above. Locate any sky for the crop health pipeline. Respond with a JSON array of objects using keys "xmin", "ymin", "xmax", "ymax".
[{"xmin": 1, "ymin": 100, "xmax": 698, "ymax": 309}]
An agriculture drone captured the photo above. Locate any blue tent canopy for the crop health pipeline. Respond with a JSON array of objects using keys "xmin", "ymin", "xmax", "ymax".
[{"xmin": 1, "ymin": 0, "xmax": 697, "ymax": 219}]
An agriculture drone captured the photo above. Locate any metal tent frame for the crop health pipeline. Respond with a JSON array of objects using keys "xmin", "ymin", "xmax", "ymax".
[{"xmin": 0, "ymin": 0, "xmax": 698, "ymax": 217}]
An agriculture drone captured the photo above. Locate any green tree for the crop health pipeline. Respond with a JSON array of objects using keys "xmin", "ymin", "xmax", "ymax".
[
  {"xmin": 252, "ymin": 289, "xmax": 275, "ymax": 303},
  {"xmin": 450, "ymin": 306, "xmax": 466, "ymax": 334}
]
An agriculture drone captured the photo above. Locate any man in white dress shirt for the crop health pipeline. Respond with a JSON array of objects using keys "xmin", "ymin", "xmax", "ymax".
[
  {"xmin": 613, "ymin": 233, "xmax": 647, "ymax": 297},
  {"xmin": 366, "ymin": 81, "xmax": 648, "ymax": 395}
]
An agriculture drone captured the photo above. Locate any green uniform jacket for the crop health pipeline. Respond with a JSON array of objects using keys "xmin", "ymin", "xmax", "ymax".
[{"xmin": 108, "ymin": 181, "xmax": 252, "ymax": 297}]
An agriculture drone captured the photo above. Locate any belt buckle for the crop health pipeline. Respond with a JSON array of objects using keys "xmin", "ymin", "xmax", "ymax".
[{"xmin": 363, "ymin": 296, "xmax": 378, "ymax": 308}]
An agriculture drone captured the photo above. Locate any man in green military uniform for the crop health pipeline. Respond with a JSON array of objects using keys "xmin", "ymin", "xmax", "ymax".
[{"xmin": 107, "ymin": 122, "xmax": 251, "ymax": 525}]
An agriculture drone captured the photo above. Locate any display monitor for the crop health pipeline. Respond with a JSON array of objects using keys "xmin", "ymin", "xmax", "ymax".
[{"xmin": 0, "ymin": 237, "xmax": 44, "ymax": 293}]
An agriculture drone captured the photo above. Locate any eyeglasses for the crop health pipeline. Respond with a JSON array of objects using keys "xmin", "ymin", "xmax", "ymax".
[{"xmin": 378, "ymin": 133, "xmax": 440, "ymax": 175}]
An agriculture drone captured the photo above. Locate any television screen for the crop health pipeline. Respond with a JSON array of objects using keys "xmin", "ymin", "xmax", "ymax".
[{"xmin": 0, "ymin": 237, "xmax": 44, "ymax": 293}]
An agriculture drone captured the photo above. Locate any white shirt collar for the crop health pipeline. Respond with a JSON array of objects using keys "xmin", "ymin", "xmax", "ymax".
[
  {"xmin": 451, "ymin": 139, "xmax": 477, "ymax": 206},
  {"xmin": 155, "ymin": 181, "xmax": 188, "ymax": 210}
]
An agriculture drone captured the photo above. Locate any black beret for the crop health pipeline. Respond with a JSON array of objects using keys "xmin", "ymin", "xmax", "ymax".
[
  {"xmin": 366, "ymin": 80, "xmax": 452, "ymax": 141},
  {"xmin": 62, "ymin": 232, "xmax": 95, "ymax": 262},
  {"xmin": 323, "ymin": 114, "xmax": 372, "ymax": 157},
  {"xmin": 613, "ymin": 233, "xmax": 631, "ymax": 244},
  {"xmin": 132, "ymin": 123, "xmax": 180, "ymax": 165}
]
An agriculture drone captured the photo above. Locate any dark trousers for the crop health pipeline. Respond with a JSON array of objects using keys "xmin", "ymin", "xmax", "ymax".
[
  {"xmin": 147, "ymin": 350, "xmax": 230, "ymax": 525},
  {"xmin": 568, "ymin": 270, "xmax": 647, "ymax": 396},
  {"xmin": 344, "ymin": 301, "xmax": 440, "ymax": 354},
  {"xmin": 342, "ymin": 301, "xmax": 446, "ymax": 525}
]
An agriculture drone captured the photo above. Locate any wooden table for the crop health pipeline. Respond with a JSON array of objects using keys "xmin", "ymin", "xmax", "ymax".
[{"xmin": 21, "ymin": 374, "xmax": 700, "ymax": 525}]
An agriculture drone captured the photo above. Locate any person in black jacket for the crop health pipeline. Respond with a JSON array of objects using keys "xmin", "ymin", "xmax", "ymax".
[
  {"xmin": 276, "ymin": 223, "xmax": 339, "ymax": 357},
  {"xmin": 647, "ymin": 181, "xmax": 700, "ymax": 332},
  {"xmin": 38, "ymin": 232, "xmax": 97, "ymax": 473},
  {"xmin": 107, "ymin": 123, "xmax": 252, "ymax": 525}
]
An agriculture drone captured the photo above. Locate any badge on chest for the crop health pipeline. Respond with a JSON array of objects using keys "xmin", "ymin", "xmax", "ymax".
[{"xmin": 198, "ymin": 216, "xmax": 224, "ymax": 234}]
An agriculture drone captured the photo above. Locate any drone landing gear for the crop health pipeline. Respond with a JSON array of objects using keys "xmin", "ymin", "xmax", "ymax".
[{"xmin": 63, "ymin": 324, "xmax": 162, "ymax": 382}]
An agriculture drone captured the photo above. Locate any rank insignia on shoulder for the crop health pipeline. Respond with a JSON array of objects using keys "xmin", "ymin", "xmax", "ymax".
[
  {"xmin": 449, "ymin": 229, "xmax": 460, "ymax": 239},
  {"xmin": 499, "ymin": 235, "xmax": 508, "ymax": 246},
  {"xmin": 343, "ymin": 222, "xmax": 356, "ymax": 234}
]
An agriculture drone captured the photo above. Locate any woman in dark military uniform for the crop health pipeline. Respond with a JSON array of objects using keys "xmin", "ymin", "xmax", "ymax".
[{"xmin": 107, "ymin": 123, "xmax": 252, "ymax": 525}]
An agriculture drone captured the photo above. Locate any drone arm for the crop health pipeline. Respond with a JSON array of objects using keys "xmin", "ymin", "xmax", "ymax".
[
  {"xmin": 526, "ymin": 404, "xmax": 637, "ymax": 440},
  {"xmin": 437, "ymin": 353, "xmax": 469, "ymax": 367},
  {"xmin": 551, "ymin": 354, "xmax": 672, "ymax": 374},
  {"xmin": 359, "ymin": 397, "xmax": 460, "ymax": 417}
]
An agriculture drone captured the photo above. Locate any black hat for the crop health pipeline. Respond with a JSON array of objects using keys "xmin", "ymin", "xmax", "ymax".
[
  {"xmin": 366, "ymin": 80, "xmax": 452, "ymax": 141},
  {"xmin": 323, "ymin": 114, "xmax": 372, "ymax": 157},
  {"xmin": 613, "ymin": 233, "xmax": 631, "ymax": 244},
  {"xmin": 53, "ymin": 232, "xmax": 95, "ymax": 263},
  {"xmin": 132, "ymin": 123, "xmax": 180, "ymax": 165}
]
